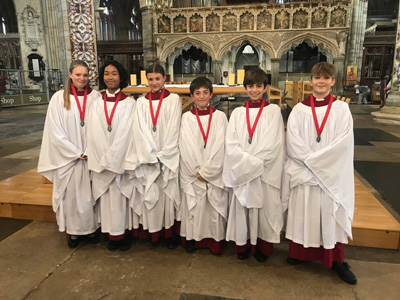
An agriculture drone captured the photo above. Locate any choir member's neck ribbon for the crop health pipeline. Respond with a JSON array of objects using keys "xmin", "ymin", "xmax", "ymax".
[
  {"xmin": 311, "ymin": 95, "xmax": 334, "ymax": 143},
  {"xmin": 246, "ymin": 99, "xmax": 266, "ymax": 144},
  {"xmin": 195, "ymin": 107, "xmax": 213, "ymax": 149},
  {"xmin": 148, "ymin": 89, "xmax": 165, "ymax": 132},
  {"xmin": 103, "ymin": 92, "xmax": 122, "ymax": 132},
  {"xmin": 71, "ymin": 84, "xmax": 87, "ymax": 127}
]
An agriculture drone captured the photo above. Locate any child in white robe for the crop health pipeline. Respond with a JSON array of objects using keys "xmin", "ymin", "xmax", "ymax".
[
  {"xmin": 223, "ymin": 68, "xmax": 285, "ymax": 262},
  {"xmin": 87, "ymin": 61, "xmax": 135, "ymax": 251},
  {"xmin": 38, "ymin": 60, "xmax": 100, "ymax": 248},
  {"xmin": 283, "ymin": 62, "xmax": 357, "ymax": 284},
  {"xmin": 125, "ymin": 64, "xmax": 181, "ymax": 249},
  {"xmin": 180, "ymin": 77, "xmax": 229, "ymax": 254}
]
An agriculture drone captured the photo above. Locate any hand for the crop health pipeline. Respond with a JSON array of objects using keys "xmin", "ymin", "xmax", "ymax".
[
  {"xmin": 79, "ymin": 155, "xmax": 87, "ymax": 160},
  {"xmin": 196, "ymin": 172, "xmax": 207, "ymax": 183}
]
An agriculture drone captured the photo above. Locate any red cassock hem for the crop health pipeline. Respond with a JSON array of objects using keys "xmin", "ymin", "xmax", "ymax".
[
  {"xmin": 108, "ymin": 229, "xmax": 131, "ymax": 241},
  {"xmin": 133, "ymin": 221, "xmax": 181, "ymax": 242},
  {"xmin": 234, "ymin": 238, "xmax": 274, "ymax": 256},
  {"xmin": 288, "ymin": 241, "xmax": 345, "ymax": 269},
  {"xmin": 182, "ymin": 238, "xmax": 225, "ymax": 254}
]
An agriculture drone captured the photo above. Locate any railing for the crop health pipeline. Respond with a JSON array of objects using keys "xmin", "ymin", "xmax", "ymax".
[{"xmin": 0, "ymin": 69, "xmax": 63, "ymax": 108}]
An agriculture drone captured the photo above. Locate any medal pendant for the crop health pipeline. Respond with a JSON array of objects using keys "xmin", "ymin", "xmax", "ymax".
[
  {"xmin": 316, "ymin": 135, "xmax": 321, "ymax": 143},
  {"xmin": 248, "ymin": 137, "xmax": 253, "ymax": 144},
  {"xmin": 107, "ymin": 125, "xmax": 112, "ymax": 132},
  {"xmin": 204, "ymin": 143, "xmax": 207, "ymax": 149},
  {"xmin": 153, "ymin": 125, "xmax": 157, "ymax": 132},
  {"xmin": 80, "ymin": 120, "xmax": 85, "ymax": 127}
]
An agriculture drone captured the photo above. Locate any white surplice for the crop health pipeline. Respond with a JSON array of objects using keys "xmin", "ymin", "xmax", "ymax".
[
  {"xmin": 125, "ymin": 91, "xmax": 181, "ymax": 233},
  {"xmin": 223, "ymin": 103, "xmax": 285, "ymax": 246},
  {"xmin": 179, "ymin": 108, "xmax": 229, "ymax": 242},
  {"xmin": 282, "ymin": 100, "xmax": 354, "ymax": 249},
  {"xmin": 38, "ymin": 89, "xmax": 100, "ymax": 235},
  {"xmin": 87, "ymin": 91, "xmax": 135, "ymax": 236}
]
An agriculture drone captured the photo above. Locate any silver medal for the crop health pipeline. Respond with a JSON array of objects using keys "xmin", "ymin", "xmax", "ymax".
[
  {"xmin": 248, "ymin": 137, "xmax": 253, "ymax": 144},
  {"xmin": 80, "ymin": 120, "xmax": 85, "ymax": 127},
  {"xmin": 107, "ymin": 125, "xmax": 112, "ymax": 132},
  {"xmin": 153, "ymin": 125, "xmax": 157, "ymax": 132},
  {"xmin": 316, "ymin": 135, "xmax": 321, "ymax": 143}
]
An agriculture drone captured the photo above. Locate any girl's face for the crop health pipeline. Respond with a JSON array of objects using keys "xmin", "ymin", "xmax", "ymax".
[
  {"xmin": 103, "ymin": 65, "xmax": 120, "ymax": 90},
  {"xmin": 69, "ymin": 66, "xmax": 89, "ymax": 90},
  {"xmin": 147, "ymin": 72, "xmax": 166, "ymax": 93}
]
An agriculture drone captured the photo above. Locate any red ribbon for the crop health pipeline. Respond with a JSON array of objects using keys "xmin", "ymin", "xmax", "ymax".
[
  {"xmin": 195, "ymin": 107, "xmax": 213, "ymax": 148},
  {"xmin": 246, "ymin": 99, "xmax": 266, "ymax": 143},
  {"xmin": 71, "ymin": 84, "xmax": 87, "ymax": 124},
  {"xmin": 149, "ymin": 89, "xmax": 165, "ymax": 130},
  {"xmin": 103, "ymin": 92, "xmax": 122, "ymax": 129},
  {"xmin": 310, "ymin": 95, "xmax": 334, "ymax": 141}
]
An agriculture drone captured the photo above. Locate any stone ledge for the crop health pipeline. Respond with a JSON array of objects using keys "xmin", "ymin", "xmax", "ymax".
[{"xmin": 371, "ymin": 111, "xmax": 400, "ymax": 125}]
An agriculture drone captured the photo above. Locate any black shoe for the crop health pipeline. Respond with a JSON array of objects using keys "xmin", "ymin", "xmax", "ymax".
[
  {"xmin": 119, "ymin": 235, "xmax": 133, "ymax": 251},
  {"xmin": 151, "ymin": 239, "xmax": 160, "ymax": 247},
  {"xmin": 237, "ymin": 249, "xmax": 250, "ymax": 260},
  {"xmin": 67, "ymin": 236, "xmax": 81, "ymax": 248},
  {"xmin": 331, "ymin": 261, "xmax": 357, "ymax": 285},
  {"xmin": 166, "ymin": 235, "xmax": 180, "ymax": 250},
  {"xmin": 107, "ymin": 240, "xmax": 121, "ymax": 251},
  {"xmin": 185, "ymin": 240, "xmax": 196, "ymax": 253},
  {"xmin": 287, "ymin": 256, "xmax": 301, "ymax": 265},
  {"xmin": 86, "ymin": 233, "xmax": 100, "ymax": 244},
  {"xmin": 254, "ymin": 250, "xmax": 268, "ymax": 263}
]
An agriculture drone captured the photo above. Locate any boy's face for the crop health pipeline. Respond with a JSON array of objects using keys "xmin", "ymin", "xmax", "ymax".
[
  {"xmin": 310, "ymin": 74, "xmax": 336, "ymax": 97},
  {"xmin": 192, "ymin": 87, "xmax": 213, "ymax": 110},
  {"xmin": 245, "ymin": 83, "xmax": 267, "ymax": 102},
  {"xmin": 147, "ymin": 72, "xmax": 166, "ymax": 93}
]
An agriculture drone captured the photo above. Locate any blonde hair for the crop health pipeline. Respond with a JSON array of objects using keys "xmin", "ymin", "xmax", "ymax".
[{"xmin": 63, "ymin": 60, "xmax": 90, "ymax": 110}]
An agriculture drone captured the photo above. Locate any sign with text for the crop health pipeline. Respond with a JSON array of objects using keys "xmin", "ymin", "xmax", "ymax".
[{"xmin": 1, "ymin": 93, "xmax": 49, "ymax": 107}]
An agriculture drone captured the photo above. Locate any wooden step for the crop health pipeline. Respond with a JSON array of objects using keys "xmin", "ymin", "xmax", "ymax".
[{"xmin": 1, "ymin": 169, "xmax": 399, "ymax": 249}]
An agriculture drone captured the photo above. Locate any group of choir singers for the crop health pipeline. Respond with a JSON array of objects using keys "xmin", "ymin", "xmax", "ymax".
[{"xmin": 38, "ymin": 60, "xmax": 357, "ymax": 285}]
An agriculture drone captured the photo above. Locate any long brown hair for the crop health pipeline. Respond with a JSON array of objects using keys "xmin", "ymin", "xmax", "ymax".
[{"xmin": 63, "ymin": 60, "xmax": 90, "ymax": 110}]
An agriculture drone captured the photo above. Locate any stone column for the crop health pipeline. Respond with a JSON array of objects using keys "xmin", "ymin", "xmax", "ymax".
[
  {"xmin": 57, "ymin": 0, "xmax": 72, "ymax": 80},
  {"xmin": 141, "ymin": 6, "xmax": 157, "ymax": 66},
  {"xmin": 345, "ymin": 0, "xmax": 368, "ymax": 82},
  {"xmin": 372, "ymin": 0, "xmax": 400, "ymax": 124},
  {"xmin": 213, "ymin": 60, "xmax": 222, "ymax": 84},
  {"xmin": 333, "ymin": 57, "xmax": 344, "ymax": 94},
  {"xmin": 270, "ymin": 58, "xmax": 280, "ymax": 87}
]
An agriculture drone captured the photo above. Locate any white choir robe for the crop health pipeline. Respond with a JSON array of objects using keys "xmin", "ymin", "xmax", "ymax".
[
  {"xmin": 38, "ymin": 89, "xmax": 100, "ymax": 235},
  {"xmin": 87, "ymin": 92, "xmax": 135, "ymax": 236},
  {"xmin": 179, "ymin": 108, "xmax": 229, "ymax": 245},
  {"xmin": 282, "ymin": 99, "xmax": 354, "ymax": 249},
  {"xmin": 125, "ymin": 91, "xmax": 181, "ymax": 238},
  {"xmin": 223, "ymin": 103, "xmax": 285, "ymax": 248}
]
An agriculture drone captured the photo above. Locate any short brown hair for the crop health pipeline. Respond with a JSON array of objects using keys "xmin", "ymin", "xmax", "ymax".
[
  {"xmin": 190, "ymin": 77, "xmax": 213, "ymax": 95},
  {"xmin": 311, "ymin": 62, "xmax": 336, "ymax": 79},
  {"xmin": 243, "ymin": 68, "xmax": 268, "ymax": 87}
]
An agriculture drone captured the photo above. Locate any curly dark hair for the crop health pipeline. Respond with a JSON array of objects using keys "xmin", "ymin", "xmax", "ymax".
[{"xmin": 98, "ymin": 60, "xmax": 129, "ymax": 90}]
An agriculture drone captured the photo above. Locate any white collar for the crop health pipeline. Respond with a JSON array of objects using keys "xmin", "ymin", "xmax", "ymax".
[
  {"xmin": 313, "ymin": 94, "xmax": 327, "ymax": 101},
  {"xmin": 106, "ymin": 88, "xmax": 120, "ymax": 97}
]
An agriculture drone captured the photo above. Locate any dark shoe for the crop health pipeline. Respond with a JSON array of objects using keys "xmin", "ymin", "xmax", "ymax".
[
  {"xmin": 67, "ymin": 236, "xmax": 80, "ymax": 248},
  {"xmin": 166, "ymin": 235, "xmax": 180, "ymax": 250},
  {"xmin": 331, "ymin": 261, "xmax": 357, "ymax": 285},
  {"xmin": 254, "ymin": 250, "xmax": 268, "ymax": 263},
  {"xmin": 287, "ymin": 256, "xmax": 301, "ymax": 265},
  {"xmin": 107, "ymin": 240, "xmax": 121, "ymax": 251},
  {"xmin": 185, "ymin": 240, "xmax": 196, "ymax": 253},
  {"xmin": 237, "ymin": 249, "xmax": 250, "ymax": 260},
  {"xmin": 151, "ymin": 239, "xmax": 160, "ymax": 247},
  {"xmin": 86, "ymin": 232, "xmax": 100, "ymax": 244},
  {"xmin": 119, "ymin": 235, "xmax": 133, "ymax": 251}
]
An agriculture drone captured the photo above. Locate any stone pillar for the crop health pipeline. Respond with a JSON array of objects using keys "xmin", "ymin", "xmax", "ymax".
[
  {"xmin": 141, "ymin": 6, "xmax": 157, "ymax": 66},
  {"xmin": 372, "ymin": 0, "xmax": 400, "ymax": 124},
  {"xmin": 270, "ymin": 58, "xmax": 280, "ymax": 87},
  {"xmin": 333, "ymin": 57, "xmax": 344, "ymax": 94},
  {"xmin": 57, "ymin": 0, "xmax": 72, "ymax": 79},
  {"xmin": 213, "ymin": 60, "xmax": 222, "ymax": 84},
  {"xmin": 345, "ymin": 0, "xmax": 368, "ymax": 82}
]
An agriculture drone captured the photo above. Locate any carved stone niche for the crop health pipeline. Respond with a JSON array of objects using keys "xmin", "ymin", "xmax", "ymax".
[
  {"xmin": 21, "ymin": 6, "xmax": 43, "ymax": 50},
  {"xmin": 293, "ymin": 10, "xmax": 308, "ymax": 29},
  {"xmin": 257, "ymin": 11, "xmax": 272, "ymax": 30},
  {"xmin": 223, "ymin": 13, "xmax": 237, "ymax": 31},
  {"xmin": 275, "ymin": 10, "xmax": 289, "ymax": 30},
  {"xmin": 330, "ymin": 9, "xmax": 346, "ymax": 28},
  {"xmin": 312, "ymin": 8, "xmax": 327, "ymax": 28},
  {"xmin": 158, "ymin": 15, "xmax": 171, "ymax": 33},
  {"xmin": 240, "ymin": 12, "xmax": 254, "ymax": 31},
  {"xmin": 190, "ymin": 14, "xmax": 203, "ymax": 32},
  {"xmin": 206, "ymin": 13, "xmax": 220, "ymax": 32},
  {"xmin": 174, "ymin": 15, "xmax": 187, "ymax": 33}
]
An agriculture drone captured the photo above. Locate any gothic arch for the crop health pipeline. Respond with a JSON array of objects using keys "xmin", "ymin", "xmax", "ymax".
[
  {"xmin": 217, "ymin": 35, "xmax": 274, "ymax": 60},
  {"xmin": 160, "ymin": 37, "xmax": 216, "ymax": 62},
  {"xmin": 276, "ymin": 33, "xmax": 339, "ymax": 59}
]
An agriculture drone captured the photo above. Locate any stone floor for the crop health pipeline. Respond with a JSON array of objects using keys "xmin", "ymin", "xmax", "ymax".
[{"xmin": 1, "ymin": 103, "xmax": 400, "ymax": 300}]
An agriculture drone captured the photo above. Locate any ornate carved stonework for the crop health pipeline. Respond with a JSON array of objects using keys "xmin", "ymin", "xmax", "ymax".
[
  {"xmin": 223, "ymin": 13, "xmax": 237, "ymax": 32},
  {"xmin": 190, "ymin": 14, "xmax": 203, "ymax": 32},
  {"xmin": 257, "ymin": 11, "xmax": 272, "ymax": 30},
  {"xmin": 68, "ymin": 0, "xmax": 97, "ymax": 84},
  {"xmin": 21, "ymin": 6, "xmax": 43, "ymax": 49},
  {"xmin": 275, "ymin": 11, "xmax": 289, "ymax": 30},
  {"xmin": 240, "ymin": 12, "xmax": 254, "ymax": 31},
  {"xmin": 174, "ymin": 15, "xmax": 186, "ymax": 33},
  {"xmin": 206, "ymin": 13, "xmax": 220, "ymax": 32},
  {"xmin": 330, "ymin": 8, "xmax": 346, "ymax": 28},
  {"xmin": 312, "ymin": 8, "xmax": 327, "ymax": 28},
  {"xmin": 293, "ymin": 10, "xmax": 308, "ymax": 29},
  {"xmin": 158, "ymin": 15, "xmax": 171, "ymax": 33}
]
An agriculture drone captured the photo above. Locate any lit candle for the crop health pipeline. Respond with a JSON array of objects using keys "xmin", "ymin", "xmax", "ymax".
[
  {"xmin": 228, "ymin": 73, "xmax": 235, "ymax": 86},
  {"xmin": 140, "ymin": 70, "xmax": 148, "ymax": 85},
  {"xmin": 130, "ymin": 74, "xmax": 137, "ymax": 86},
  {"xmin": 237, "ymin": 69, "xmax": 245, "ymax": 85}
]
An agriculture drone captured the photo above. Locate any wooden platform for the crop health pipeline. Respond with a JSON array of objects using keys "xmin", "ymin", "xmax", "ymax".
[{"xmin": 1, "ymin": 169, "xmax": 399, "ymax": 249}]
